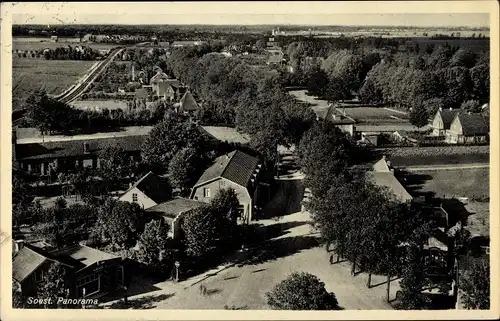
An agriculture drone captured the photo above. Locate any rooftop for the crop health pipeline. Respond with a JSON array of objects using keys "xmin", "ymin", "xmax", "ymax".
[
  {"xmin": 366, "ymin": 171, "xmax": 413, "ymax": 203},
  {"xmin": 146, "ymin": 198, "xmax": 206, "ymax": 219},
  {"xmin": 12, "ymin": 245, "xmax": 49, "ymax": 283},
  {"xmin": 456, "ymin": 113, "xmax": 489, "ymax": 136},
  {"xmin": 178, "ymin": 91, "xmax": 199, "ymax": 112},
  {"xmin": 122, "ymin": 171, "xmax": 172, "ymax": 205},
  {"xmin": 200, "ymin": 126, "xmax": 251, "ymax": 144},
  {"xmin": 16, "ymin": 135, "xmax": 145, "ymax": 160},
  {"xmin": 438, "ymin": 109, "xmax": 460, "ymax": 129},
  {"xmin": 193, "ymin": 150, "xmax": 260, "ymax": 189}
]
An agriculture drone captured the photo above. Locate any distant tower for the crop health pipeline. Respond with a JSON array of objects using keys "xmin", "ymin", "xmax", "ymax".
[{"xmin": 131, "ymin": 63, "xmax": 135, "ymax": 81}]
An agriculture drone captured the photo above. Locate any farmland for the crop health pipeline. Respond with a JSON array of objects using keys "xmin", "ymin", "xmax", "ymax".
[
  {"xmin": 70, "ymin": 100, "xmax": 128, "ymax": 110},
  {"xmin": 13, "ymin": 37, "xmax": 118, "ymax": 52},
  {"xmin": 380, "ymin": 145, "xmax": 490, "ymax": 166},
  {"xmin": 12, "ymin": 58, "xmax": 96, "ymax": 111},
  {"xmin": 410, "ymin": 168, "xmax": 489, "ymax": 199}
]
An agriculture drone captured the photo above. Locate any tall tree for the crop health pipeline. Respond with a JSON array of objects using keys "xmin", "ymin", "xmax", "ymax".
[
  {"xmin": 266, "ymin": 272, "xmax": 340, "ymax": 310},
  {"xmin": 135, "ymin": 219, "xmax": 176, "ymax": 275},
  {"xmin": 141, "ymin": 114, "xmax": 211, "ymax": 172},
  {"xmin": 37, "ymin": 262, "xmax": 72, "ymax": 308},
  {"xmin": 409, "ymin": 103, "xmax": 430, "ymax": 128},
  {"xmin": 460, "ymin": 258, "xmax": 490, "ymax": 309},
  {"xmin": 168, "ymin": 147, "xmax": 205, "ymax": 195}
]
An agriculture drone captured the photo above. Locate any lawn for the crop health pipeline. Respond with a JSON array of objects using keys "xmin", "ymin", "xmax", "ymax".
[
  {"xmin": 410, "ymin": 168, "xmax": 489, "ymax": 199},
  {"xmin": 12, "ymin": 58, "xmax": 96, "ymax": 111}
]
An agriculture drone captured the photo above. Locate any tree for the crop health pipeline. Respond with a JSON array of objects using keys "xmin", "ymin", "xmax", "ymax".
[
  {"xmin": 92, "ymin": 199, "xmax": 144, "ymax": 249},
  {"xmin": 298, "ymin": 122, "xmax": 357, "ymax": 197},
  {"xmin": 409, "ymin": 103, "xmax": 430, "ymax": 128},
  {"xmin": 461, "ymin": 100, "xmax": 482, "ymax": 114},
  {"xmin": 393, "ymin": 228, "xmax": 432, "ymax": 310},
  {"xmin": 98, "ymin": 145, "xmax": 132, "ymax": 182},
  {"xmin": 266, "ymin": 272, "xmax": 340, "ymax": 310},
  {"xmin": 306, "ymin": 68, "xmax": 329, "ymax": 97},
  {"xmin": 181, "ymin": 205, "xmax": 222, "ymax": 258},
  {"xmin": 469, "ymin": 63, "xmax": 489, "ymax": 102},
  {"xmin": 135, "ymin": 219, "xmax": 176, "ymax": 275},
  {"xmin": 38, "ymin": 262, "xmax": 72, "ymax": 308},
  {"xmin": 141, "ymin": 114, "xmax": 210, "ymax": 172},
  {"xmin": 210, "ymin": 188, "xmax": 240, "ymax": 224},
  {"xmin": 449, "ymin": 48, "xmax": 477, "ymax": 69},
  {"xmin": 460, "ymin": 258, "xmax": 490, "ymax": 309},
  {"xmin": 168, "ymin": 147, "xmax": 204, "ymax": 195},
  {"xmin": 12, "ymin": 282, "xmax": 26, "ymax": 308}
]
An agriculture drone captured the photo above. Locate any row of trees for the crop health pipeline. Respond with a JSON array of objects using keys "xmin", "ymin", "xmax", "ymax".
[
  {"xmin": 23, "ymin": 90, "xmax": 178, "ymax": 134},
  {"xmin": 297, "ymin": 122, "xmax": 433, "ymax": 309},
  {"xmin": 43, "ymin": 46, "xmax": 101, "ymax": 60}
]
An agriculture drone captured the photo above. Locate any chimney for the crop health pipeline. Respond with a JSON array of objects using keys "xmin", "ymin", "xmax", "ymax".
[
  {"xmin": 83, "ymin": 142, "xmax": 89, "ymax": 154},
  {"xmin": 439, "ymin": 107, "xmax": 442, "ymax": 112},
  {"xmin": 449, "ymin": 107, "xmax": 453, "ymax": 111},
  {"xmin": 13, "ymin": 240, "xmax": 24, "ymax": 254},
  {"xmin": 468, "ymin": 111, "xmax": 472, "ymax": 115}
]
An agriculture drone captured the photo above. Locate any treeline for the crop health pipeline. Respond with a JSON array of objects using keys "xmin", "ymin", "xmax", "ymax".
[
  {"xmin": 22, "ymin": 90, "xmax": 175, "ymax": 134},
  {"xmin": 166, "ymin": 45, "xmax": 316, "ymax": 163},
  {"xmin": 43, "ymin": 46, "xmax": 101, "ymax": 60}
]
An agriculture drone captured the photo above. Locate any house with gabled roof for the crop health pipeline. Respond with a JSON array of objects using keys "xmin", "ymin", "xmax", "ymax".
[
  {"xmin": 12, "ymin": 240, "xmax": 124, "ymax": 299},
  {"xmin": 190, "ymin": 150, "xmax": 262, "ymax": 223},
  {"xmin": 366, "ymin": 156, "xmax": 413, "ymax": 203},
  {"xmin": 431, "ymin": 107, "xmax": 460, "ymax": 136},
  {"xmin": 446, "ymin": 112, "xmax": 489, "ymax": 144},
  {"xmin": 119, "ymin": 171, "xmax": 172, "ymax": 210},
  {"xmin": 146, "ymin": 198, "xmax": 207, "ymax": 239}
]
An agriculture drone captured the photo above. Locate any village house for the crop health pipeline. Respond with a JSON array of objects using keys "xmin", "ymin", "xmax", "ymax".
[
  {"xmin": 13, "ymin": 240, "xmax": 124, "ymax": 299},
  {"xmin": 266, "ymin": 48, "xmax": 286, "ymax": 65},
  {"xmin": 145, "ymin": 198, "xmax": 206, "ymax": 239},
  {"xmin": 119, "ymin": 171, "xmax": 172, "ymax": 210},
  {"xmin": 190, "ymin": 150, "xmax": 262, "ymax": 223},
  {"xmin": 321, "ymin": 104, "xmax": 356, "ymax": 136},
  {"xmin": 148, "ymin": 71, "xmax": 182, "ymax": 101},
  {"xmin": 431, "ymin": 107, "xmax": 460, "ymax": 136},
  {"xmin": 445, "ymin": 112, "xmax": 489, "ymax": 144},
  {"xmin": 13, "ymin": 130, "xmax": 145, "ymax": 177},
  {"xmin": 366, "ymin": 156, "xmax": 413, "ymax": 203}
]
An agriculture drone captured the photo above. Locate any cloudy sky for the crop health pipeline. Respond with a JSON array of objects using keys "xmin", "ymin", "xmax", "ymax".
[{"xmin": 9, "ymin": 2, "xmax": 490, "ymax": 28}]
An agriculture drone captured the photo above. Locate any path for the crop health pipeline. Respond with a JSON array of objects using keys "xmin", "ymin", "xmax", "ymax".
[{"xmin": 404, "ymin": 163, "xmax": 490, "ymax": 172}]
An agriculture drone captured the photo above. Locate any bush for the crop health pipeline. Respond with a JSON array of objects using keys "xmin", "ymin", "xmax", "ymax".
[{"xmin": 266, "ymin": 272, "xmax": 340, "ymax": 310}]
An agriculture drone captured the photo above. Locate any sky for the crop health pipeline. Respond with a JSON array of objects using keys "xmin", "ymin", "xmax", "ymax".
[{"xmin": 7, "ymin": 2, "xmax": 491, "ymax": 28}]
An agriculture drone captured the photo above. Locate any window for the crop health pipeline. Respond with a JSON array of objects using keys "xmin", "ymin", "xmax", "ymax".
[
  {"xmin": 132, "ymin": 193, "xmax": 138, "ymax": 202},
  {"xmin": 204, "ymin": 188, "xmax": 211, "ymax": 198}
]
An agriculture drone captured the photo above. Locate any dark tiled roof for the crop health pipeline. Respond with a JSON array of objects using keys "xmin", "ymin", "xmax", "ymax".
[
  {"xmin": 178, "ymin": 91, "xmax": 199, "ymax": 112},
  {"xmin": 150, "ymin": 72, "xmax": 170, "ymax": 84},
  {"xmin": 146, "ymin": 198, "xmax": 206, "ymax": 219},
  {"xmin": 193, "ymin": 150, "xmax": 260, "ymax": 189},
  {"xmin": 440, "ymin": 109, "xmax": 460, "ymax": 129},
  {"xmin": 16, "ymin": 135, "xmax": 145, "ymax": 160},
  {"xmin": 124, "ymin": 171, "xmax": 171, "ymax": 204},
  {"xmin": 12, "ymin": 246, "xmax": 48, "ymax": 283},
  {"xmin": 50, "ymin": 244, "xmax": 120, "ymax": 270},
  {"xmin": 366, "ymin": 171, "xmax": 413, "ymax": 203},
  {"xmin": 457, "ymin": 113, "xmax": 489, "ymax": 136}
]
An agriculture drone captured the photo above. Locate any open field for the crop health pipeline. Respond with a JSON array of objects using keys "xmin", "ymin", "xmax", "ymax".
[
  {"xmin": 12, "ymin": 58, "xmax": 96, "ymax": 111},
  {"xmin": 13, "ymin": 37, "xmax": 118, "ymax": 52},
  {"xmin": 381, "ymin": 145, "xmax": 490, "ymax": 166},
  {"xmin": 70, "ymin": 100, "xmax": 128, "ymax": 110},
  {"xmin": 410, "ymin": 168, "xmax": 489, "ymax": 199},
  {"xmin": 337, "ymin": 106, "xmax": 409, "ymax": 123}
]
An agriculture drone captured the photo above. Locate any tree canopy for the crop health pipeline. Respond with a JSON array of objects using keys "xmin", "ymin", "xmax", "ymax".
[
  {"xmin": 266, "ymin": 272, "xmax": 340, "ymax": 310},
  {"xmin": 460, "ymin": 258, "xmax": 490, "ymax": 310}
]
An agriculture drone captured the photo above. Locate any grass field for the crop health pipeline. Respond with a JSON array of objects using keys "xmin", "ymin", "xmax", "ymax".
[
  {"xmin": 464, "ymin": 201, "xmax": 489, "ymax": 238},
  {"xmin": 337, "ymin": 106, "xmax": 409, "ymax": 123},
  {"xmin": 12, "ymin": 58, "xmax": 96, "ymax": 111},
  {"xmin": 70, "ymin": 100, "xmax": 128, "ymax": 110},
  {"xmin": 413, "ymin": 168, "xmax": 489, "ymax": 199},
  {"xmin": 380, "ymin": 145, "xmax": 490, "ymax": 166},
  {"xmin": 13, "ymin": 37, "xmax": 118, "ymax": 52}
]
